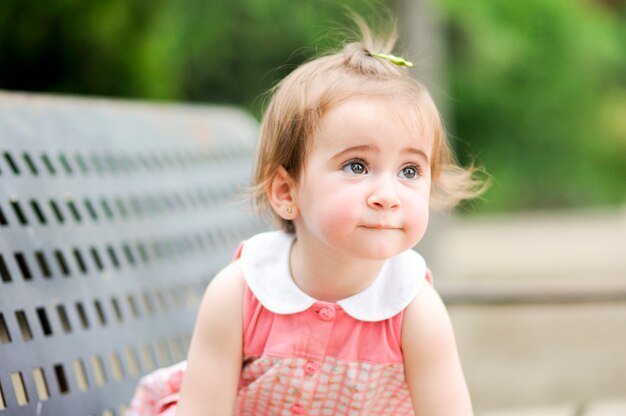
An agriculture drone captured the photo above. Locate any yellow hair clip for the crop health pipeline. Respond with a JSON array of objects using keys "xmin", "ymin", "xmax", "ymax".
[{"xmin": 372, "ymin": 52, "xmax": 413, "ymax": 67}]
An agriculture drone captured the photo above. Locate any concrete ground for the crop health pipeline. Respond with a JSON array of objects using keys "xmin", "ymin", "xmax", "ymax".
[{"xmin": 420, "ymin": 206, "xmax": 626, "ymax": 415}]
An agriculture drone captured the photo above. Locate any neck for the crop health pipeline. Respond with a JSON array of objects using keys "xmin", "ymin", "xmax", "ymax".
[{"xmin": 289, "ymin": 236, "xmax": 386, "ymax": 303}]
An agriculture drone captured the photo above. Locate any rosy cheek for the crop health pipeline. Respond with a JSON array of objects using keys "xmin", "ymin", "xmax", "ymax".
[
  {"xmin": 406, "ymin": 194, "xmax": 430, "ymax": 239},
  {"xmin": 314, "ymin": 188, "xmax": 359, "ymax": 234}
]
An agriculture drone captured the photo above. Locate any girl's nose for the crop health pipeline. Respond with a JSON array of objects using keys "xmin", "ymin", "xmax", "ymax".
[{"xmin": 367, "ymin": 179, "xmax": 401, "ymax": 210}]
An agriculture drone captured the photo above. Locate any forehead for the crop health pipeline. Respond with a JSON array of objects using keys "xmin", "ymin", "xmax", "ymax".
[{"xmin": 313, "ymin": 97, "xmax": 436, "ymax": 155}]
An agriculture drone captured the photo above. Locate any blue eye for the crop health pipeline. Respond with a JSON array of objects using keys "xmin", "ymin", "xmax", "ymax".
[
  {"xmin": 399, "ymin": 165, "xmax": 420, "ymax": 179},
  {"xmin": 342, "ymin": 160, "xmax": 368, "ymax": 175}
]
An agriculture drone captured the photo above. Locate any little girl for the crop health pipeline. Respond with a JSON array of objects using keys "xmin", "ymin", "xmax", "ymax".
[{"xmin": 129, "ymin": 21, "xmax": 484, "ymax": 416}]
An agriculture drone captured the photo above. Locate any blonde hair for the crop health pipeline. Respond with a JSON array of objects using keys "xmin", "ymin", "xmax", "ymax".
[{"xmin": 251, "ymin": 20, "xmax": 487, "ymax": 233}]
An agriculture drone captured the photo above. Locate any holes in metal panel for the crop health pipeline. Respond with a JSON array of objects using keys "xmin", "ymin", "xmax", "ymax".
[
  {"xmin": 58, "ymin": 154, "xmax": 73, "ymax": 174},
  {"xmin": 155, "ymin": 339, "xmax": 171, "ymax": 366},
  {"xmin": 41, "ymin": 153, "xmax": 56, "ymax": 174},
  {"xmin": 84, "ymin": 198, "xmax": 98, "ymax": 221},
  {"xmin": 126, "ymin": 295, "xmax": 140, "ymax": 318},
  {"xmin": 170, "ymin": 288, "xmax": 181, "ymax": 308},
  {"xmin": 115, "ymin": 198, "xmax": 128, "ymax": 219},
  {"xmin": 124, "ymin": 347, "xmax": 140, "ymax": 376},
  {"xmin": 73, "ymin": 248, "xmax": 88, "ymax": 274},
  {"xmin": 73, "ymin": 359, "xmax": 89, "ymax": 391},
  {"xmin": 14, "ymin": 252, "xmax": 32, "ymax": 280},
  {"xmin": 91, "ymin": 355, "xmax": 107, "ymax": 386},
  {"xmin": 35, "ymin": 251, "xmax": 52, "ymax": 278},
  {"xmin": 74, "ymin": 153, "xmax": 89, "ymax": 174},
  {"xmin": 186, "ymin": 190, "xmax": 199, "ymax": 208},
  {"xmin": 54, "ymin": 250, "xmax": 71, "ymax": 276},
  {"xmin": 53, "ymin": 363, "xmax": 69, "ymax": 394},
  {"xmin": 23, "ymin": 152, "xmax": 38, "ymax": 175},
  {"xmin": 10, "ymin": 372, "xmax": 29, "ymax": 405},
  {"xmin": 122, "ymin": 243, "xmax": 136, "ymax": 267},
  {"xmin": 184, "ymin": 286, "xmax": 198, "ymax": 309},
  {"xmin": 195, "ymin": 233, "xmax": 205, "ymax": 250},
  {"xmin": 15, "ymin": 310, "xmax": 33, "ymax": 341},
  {"xmin": 36, "ymin": 307, "xmax": 53, "ymax": 336},
  {"xmin": 110, "ymin": 297, "xmax": 123, "ymax": 322},
  {"xmin": 3, "ymin": 151, "xmax": 20, "ymax": 174},
  {"xmin": 91, "ymin": 247, "xmax": 104, "ymax": 271},
  {"xmin": 94, "ymin": 300, "xmax": 107, "ymax": 326},
  {"xmin": 0, "ymin": 313, "xmax": 11, "ymax": 344},
  {"xmin": 142, "ymin": 292, "xmax": 154, "ymax": 316},
  {"xmin": 107, "ymin": 245, "xmax": 120, "ymax": 269},
  {"xmin": 49, "ymin": 199, "xmax": 65, "ymax": 223},
  {"xmin": 30, "ymin": 200, "xmax": 47, "ymax": 224},
  {"xmin": 0, "ymin": 254, "xmax": 13, "ymax": 282},
  {"xmin": 170, "ymin": 335, "xmax": 185, "ymax": 361},
  {"xmin": 56, "ymin": 304, "xmax": 72, "ymax": 333},
  {"xmin": 0, "ymin": 380, "xmax": 5, "ymax": 410},
  {"xmin": 75, "ymin": 302, "xmax": 89, "ymax": 329},
  {"xmin": 155, "ymin": 290, "xmax": 168, "ymax": 312},
  {"xmin": 150, "ymin": 153, "xmax": 163, "ymax": 170},
  {"xmin": 100, "ymin": 198, "xmax": 114, "ymax": 220},
  {"xmin": 66, "ymin": 198, "xmax": 82, "ymax": 222},
  {"xmin": 32, "ymin": 367, "xmax": 50, "ymax": 401},
  {"xmin": 129, "ymin": 196, "xmax": 142, "ymax": 216},
  {"xmin": 173, "ymin": 194, "xmax": 186, "ymax": 211},
  {"xmin": 139, "ymin": 343, "xmax": 155, "ymax": 371},
  {"xmin": 103, "ymin": 153, "xmax": 116, "ymax": 173},
  {"xmin": 152, "ymin": 241, "xmax": 163, "ymax": 260},
  {"xmin": 91, "ymin": 154, "xmax": 104, "ymax": 173},
  {"xmin": 0, "ymin": 187, "xmax": 242, "ymax": 227},
  {"xmin": 10, "ymin": 200, "xmax": 28, "ymax": 225},
  {"xmin": 108, "ymin": 351, "xmax": 124, "ymax": 381},
  {"xmin": 136, "ymin": 243, "xmax": 149, "ymax": 264},
  {"xmin": 0, "ymin": 204, "xmax": 7, "ymax": 226}
]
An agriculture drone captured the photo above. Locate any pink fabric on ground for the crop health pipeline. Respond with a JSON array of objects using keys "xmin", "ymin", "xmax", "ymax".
[{"xmin": 127, "ymin": 362, "xmax": 186, "ymax": 415}]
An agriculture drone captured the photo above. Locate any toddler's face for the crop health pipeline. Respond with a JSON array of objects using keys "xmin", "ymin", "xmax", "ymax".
[{"xmin": 292, "ymin": 97, "xmax": 432, "ymax": 261}]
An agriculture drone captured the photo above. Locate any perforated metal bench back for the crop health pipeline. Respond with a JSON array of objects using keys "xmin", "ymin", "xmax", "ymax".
[{"xmin": 0, "ymin": 92, "xmax": 264, "ymax": 415}]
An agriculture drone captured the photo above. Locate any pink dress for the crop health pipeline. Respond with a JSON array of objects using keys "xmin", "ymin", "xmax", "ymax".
[{"xmin": 128, "ymin": 231, "xmax": 431, "ymax": 415}]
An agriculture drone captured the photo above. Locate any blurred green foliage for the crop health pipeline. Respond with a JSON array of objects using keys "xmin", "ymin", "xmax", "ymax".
[
  {"xmin": 0, "ymin": 0, "xmax": 383, "ymax": 112},
  {"xmin": 439, "ymin": 0, "xmax": 626, "ymax": 212},
  {"xmin": 0, "ymin": 0, "xmax": 624, "ymax": 213}
]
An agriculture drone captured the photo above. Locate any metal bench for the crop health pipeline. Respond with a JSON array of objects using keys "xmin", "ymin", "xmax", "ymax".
[{"xmin": 0, "ymin": 91, "xmax": 264, "ymax": 416}]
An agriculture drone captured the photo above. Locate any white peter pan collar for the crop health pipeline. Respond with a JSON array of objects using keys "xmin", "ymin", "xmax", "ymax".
[{"xmin": 240, "ymin": 230, "xmax": 427, "ymax": 322}]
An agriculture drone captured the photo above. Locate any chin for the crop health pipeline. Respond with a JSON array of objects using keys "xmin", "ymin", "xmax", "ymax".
[{"xmin": 356, "ymin": 243, "xmax": 406, "ymax": 261}]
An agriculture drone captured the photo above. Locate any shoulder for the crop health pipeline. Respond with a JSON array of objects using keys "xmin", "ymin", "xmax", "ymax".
[
  {"xmin": 187, "ymin": 259, "xmax": 246, "ymax": 368},
  {"xmin": 198, "ymin": 259, "xmax": 245, "ymax": 317},
  {"xmin": 191, "ymin": 259, "xmax": 246, "ymax": 344},
  {"xmin": 207, "ymin": 259, "xmax": 245, "ymax": 293},
  {"xmin": 401, "ymin": 282, "xmax": 473, "ymax": 414},
  {"xmin": 401, "ymin": 282, "xmax": 454, "ymax": 356}
]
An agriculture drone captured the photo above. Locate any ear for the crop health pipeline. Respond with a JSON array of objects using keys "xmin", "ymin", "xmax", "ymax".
[{"xmin": 268, "ymin": 166, "xmax": 299, "ymax": 220}]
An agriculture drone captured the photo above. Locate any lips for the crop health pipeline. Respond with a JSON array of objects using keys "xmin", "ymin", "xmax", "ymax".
[{"xmin": 361, "ymin": 224, "xmax": 398, "ymax": 229}]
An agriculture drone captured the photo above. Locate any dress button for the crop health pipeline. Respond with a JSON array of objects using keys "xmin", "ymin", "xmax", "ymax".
[
  {"xmin": 291, "ymin": 403, "xmax": 306, "ymax": 414},
  {"xmin": 304, "ymin": 360, "xmax": 320, "ymax": 376},
  {"xmin": 318, "ymin": 306, "xmax": 336, "ymax": 321}
]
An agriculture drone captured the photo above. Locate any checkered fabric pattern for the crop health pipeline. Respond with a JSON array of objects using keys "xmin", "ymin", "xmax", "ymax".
[{"xmin": 236, "ymin": 355, "xmax": 413, "ymax": 415}]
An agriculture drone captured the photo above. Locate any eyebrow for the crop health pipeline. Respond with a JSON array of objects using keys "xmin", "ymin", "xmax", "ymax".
[{"xmin": 331, "ymin": 144, "xmax": 430, "ymax": 163}]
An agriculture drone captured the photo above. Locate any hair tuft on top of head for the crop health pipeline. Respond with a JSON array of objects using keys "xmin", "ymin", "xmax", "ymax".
[{"xmin": 340, "ymin": 16, "xmax": 407, "ymax": 77}]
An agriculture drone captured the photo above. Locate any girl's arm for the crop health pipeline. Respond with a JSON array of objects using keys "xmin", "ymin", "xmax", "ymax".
[
  {"xmin": 402, "ymin": 282, "xmax": 473, "ymax": 415},
  {"xmin": 175, "ymin": 260, "xmax": 245, "ymax": 416}
]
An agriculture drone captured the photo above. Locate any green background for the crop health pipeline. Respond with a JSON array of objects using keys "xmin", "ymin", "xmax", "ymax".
[{"xmin": 1, "ymin": 0, "xmax": 624, "ymax": 213}]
